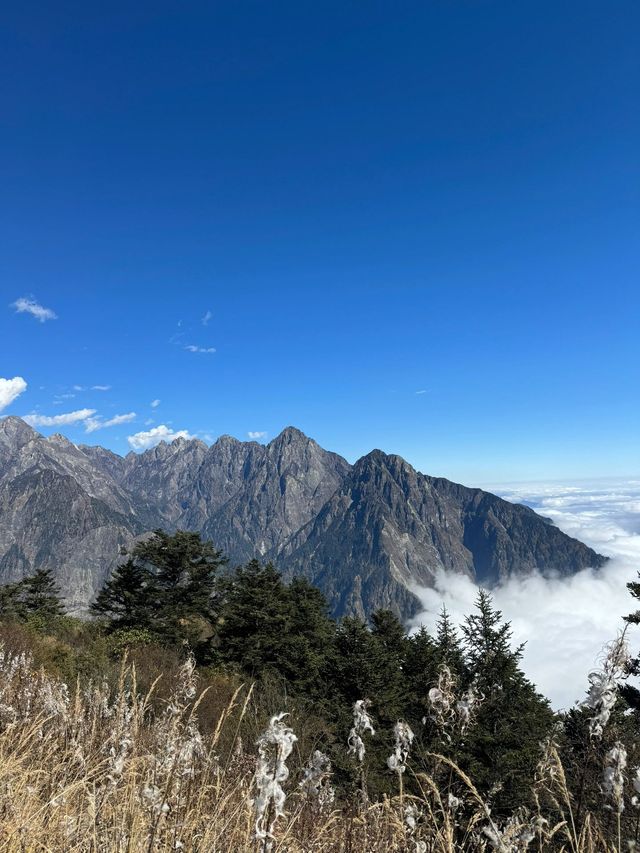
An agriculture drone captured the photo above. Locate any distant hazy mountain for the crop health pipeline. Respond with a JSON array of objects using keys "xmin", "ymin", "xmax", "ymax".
[{"xmin": 0, "ymin": 416, "xmax": 606, "ymax": 619}]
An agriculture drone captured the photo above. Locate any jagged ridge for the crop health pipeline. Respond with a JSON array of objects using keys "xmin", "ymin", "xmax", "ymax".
[{"xmin": 0, "ymin": 416, "xmax": 606, "ymax": 618}]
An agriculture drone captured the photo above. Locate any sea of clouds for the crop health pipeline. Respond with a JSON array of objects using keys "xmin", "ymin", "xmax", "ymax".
[{"xmin": 409, "ymin": 479, "xmax": 640, "ymax": 710}]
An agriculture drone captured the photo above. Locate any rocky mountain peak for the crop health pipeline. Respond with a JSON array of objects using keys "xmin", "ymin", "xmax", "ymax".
[
  {"xmin": 0, "ymin": 415, "xmax": 38, "ymax": 451},
  {"xmin": 268, "ymin": 425, "xmax": 311, "ymax": 449},
  {"xmin": 355, "ymin": 448, "xmax": 412, "ymax": 474},
  {"xmin": 47, "ymin": 433, "xmax": 76, "ymax": 447},
  {"xmin": 0, "ymin": 416, "xmax": 607, "ymax": 620},
  {"xmin": 214, "ymin": 434, "xmax": 242, "ymax": 448}
]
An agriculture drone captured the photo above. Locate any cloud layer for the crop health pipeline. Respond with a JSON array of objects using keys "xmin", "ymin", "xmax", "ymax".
[
  {"xmin": 12, "ymin": 297, "xmax": 57, "ymax": 322},
  {"xmin": 127, "ymin": 424, "xmax": 192, "ymax": 450},
  {"xmin": 0, "ymin": 377, "xmax": 27, "ymax": 413},
  {"xmin": 409, "ymin": 479, "xmax": 640, "ymax": 710}
]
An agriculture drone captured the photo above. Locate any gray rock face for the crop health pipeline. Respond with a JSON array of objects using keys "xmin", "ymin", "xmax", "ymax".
[
  {"xmin": 278, "ymin": 451, "xmax": 606, "ymax": 618},
  {"xmin": 198, "ymin": 427, "xmax": 352, "ymax": 562},
  {"xmin": 0, "ymin": 418, "xmax": 142, "ymax": 613},
  {"xmin": 0, "ymin": 416, "xmax": 606, "ymax": 619}
]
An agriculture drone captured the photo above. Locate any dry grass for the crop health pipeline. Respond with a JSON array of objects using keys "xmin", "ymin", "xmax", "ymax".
[{"xmin": 0, "ymin": 643, "xmax": 628, "ymax": 853}]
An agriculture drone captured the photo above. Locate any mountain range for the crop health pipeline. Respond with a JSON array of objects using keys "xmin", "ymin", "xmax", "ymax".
[{"xmin": 0, "ymin": 415, "xmax": 606, "ymax": 619}]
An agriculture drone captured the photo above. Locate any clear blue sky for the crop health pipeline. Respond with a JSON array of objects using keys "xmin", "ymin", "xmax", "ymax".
[{"xmin": 1, "ymin": 1, "xmax": 638, "ymax": 483}]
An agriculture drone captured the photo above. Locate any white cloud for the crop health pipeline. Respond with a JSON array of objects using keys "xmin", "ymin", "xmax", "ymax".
[
  {"xmin": 185, "ymin": 345, "xmax": 216, "ymax": 354},
  {"xmin": 0, "ymin": 376, "xmax": 27, "ymax": 413},
  {"xmin": 91, "ymin": 385, "xmax": 111, "ymax": 392},
  {"xmin": 85, "ymin": 412, "xmax": 136, "ymax": 433},
  {"xmin": 73, "ymin": 385, "xmax": 85, "ymax": 392},
  {"xmin": 12, "ymin": 297, "xmax": 57, "ymax": 322},
  {"xmin": 415, "ymin": 389, "xmax": 428, "ymax": 395},
  {"xmin": 150, "ymin": 399, "xmax": 161, "ymax": 408},
  {"xmin": 202, "ymin": 310, "xmax": 212, "ymax": 326},
  {"xmin": 23, "ymin": 408, "xmax": 96, "ymax": 427},
  {"xmin": 409, "ymin": 480, "xmax": 640, "ymax": 710},
  {"xmin": 248, "ymin": 431, "xmax": 267, "ymax": 440},
  {"xmin": 127, "ymin": 424, "xmax": 192, "ymax": 451}
]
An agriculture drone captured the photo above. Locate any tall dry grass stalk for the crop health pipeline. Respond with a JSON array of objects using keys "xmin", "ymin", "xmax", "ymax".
[{"xmin": 0, "ymin": 642, "xmax": 630, "ymax": 852}]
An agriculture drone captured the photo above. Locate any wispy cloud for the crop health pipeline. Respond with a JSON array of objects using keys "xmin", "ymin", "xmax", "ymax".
[
  {"xmin": 0, "ymin": 377, "xmax": 27, "ymax": 413},
  {"xmin": 201, "ymin": 310, "xmax": 212, "ymax": 326},
  {"xmin": 248, "ymin": 431, "xmax": 267, "ymax": 440},
  {"xmin": 185, "ymin": 345, "xmax": 216, "ymax": 354},
  {"xmin": 12, "ymin": 297, "xmax": 57, "ymax": 323},
  {"xmin": 85, "ymin": 412, "xmax": 136, "ymax": 433},
  {"xmin": 128, "ymin": 424, "xmax": 192, "ymax": 451},
  {"xmin": 73, "ymin": 385, "xmax": 85, "ymax": 392},
  {"xmin": 415, "ymin": 389, "xmax": 428, "ymax": 395},
  {"xmin": 150, "ymin": 399, "xmax": 161, "ymax": 408},
  {"xmin": 91, "ymin": 385, "xmax": 111, "ymax": 392},
  {"xmin": 23, "ymin": 408, "xmax": 96, "ymax": 427}
]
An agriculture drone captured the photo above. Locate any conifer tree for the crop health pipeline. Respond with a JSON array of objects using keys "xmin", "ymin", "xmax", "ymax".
[
  {"xmin": 369, "ymin": 609, "xmax": 410, "ymax": 720},
  {"xmin": 331, "ymin": 616, "xmax": 381, "ymax": 704},
  {"xmin": 434, "ymin": 605, "xmax": 466, "ymax": 673},
  {"xmin": 459, "ymin": 590, "xmax": 553, "ymax": 814},
  {"xmin": 91, "ymin": 530, "xmax": 226, "ymax": 648},
  {"xmin": 91, "ymin": 559, "xmax": 153, "ymax": 630},
  {"xmin": 135, "ymin": 531, "xmax": 226, "ymax": 639},
  {"xmin": 622, "ymin": 573, "xmax": 640, "ymax": 709},
  {"xmin": 215, "ymin": 559, "xmax": 292, "ymax": 676},
  {"xmin": 404, "ymin": 625, "xmax": 438, "ymax": 722},
  {"xmin": 0, "ymin": 568, "xmax": 64, "ymax": 622},
  {"xmin": 284, "ymin": 576, "xmax": 336, "ymax": 697},
  {"xmin": 20, "ymin": 568, "xmax": 65, "ymax": 618}
]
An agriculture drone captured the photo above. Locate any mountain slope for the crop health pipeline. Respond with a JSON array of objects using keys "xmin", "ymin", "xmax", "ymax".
[
  {"xmin": 199, "ymin": 427, "xmax": 351, "ymax": 562},
  {"xmin": 0, "ymin": 418, "xmax": 142, "ymax": 612},
  {"xmin": 0, "ymin": 416, "xmax": 606, "ymax": 618},
  {"xmin": 278, "ymin": 450, "xmax": 605, "ymax": 618}
]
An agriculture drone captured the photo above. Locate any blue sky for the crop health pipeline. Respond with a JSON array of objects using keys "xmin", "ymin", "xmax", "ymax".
[{"xmin": 1, "ymin": 1, "xmax": 638, "ymax": 483}]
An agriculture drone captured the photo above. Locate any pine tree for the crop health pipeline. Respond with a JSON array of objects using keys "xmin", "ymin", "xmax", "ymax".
[
  {"xmin": 20, "ymin": 569, "xmax": 64, "ymax": 618},
  {"xmin": 622, "ymin": 573, "xmax": 640, "ymax": 709},
  {"xmin": 91, "ymin": 530, "xmax": 226, "ymax": 648},
  {"xmin": 0, "ymin": 568, "xmax": 64, "ymax": 622},
  {"xmin": 331, "ymin": 616, "xmax": 382, "ymax": 705},
  {"xmin": 369, "ymin": 609, "xmax": 410, "ymax": 720},
  {"xmin": 404, "ymin": 625, "xmax": 438, "ymax": 722},
  {"xmin": 0, "ymin": 580, "xmax": 22, "ymax": 620},
  {"xmin": 216, "ymin": 560, "xmax": 292, "ymax": 676},
  {"xmin": 91, "ymin": 559, "xmax": 153, "ymax": 630},
  {"xmin": 434, "ymin": 605, "xmax": 466, "ymax": 673},
  {"xmin": 459, "ymin": 590, "xmax": 554, "ymax": 815},
  {"xmin": 135, "ymin": 531, "xmax": 226, "ymax": 630},
  {"xmin": 284, "ymin": 577, "xmax": 336, "ymax": 697}
]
